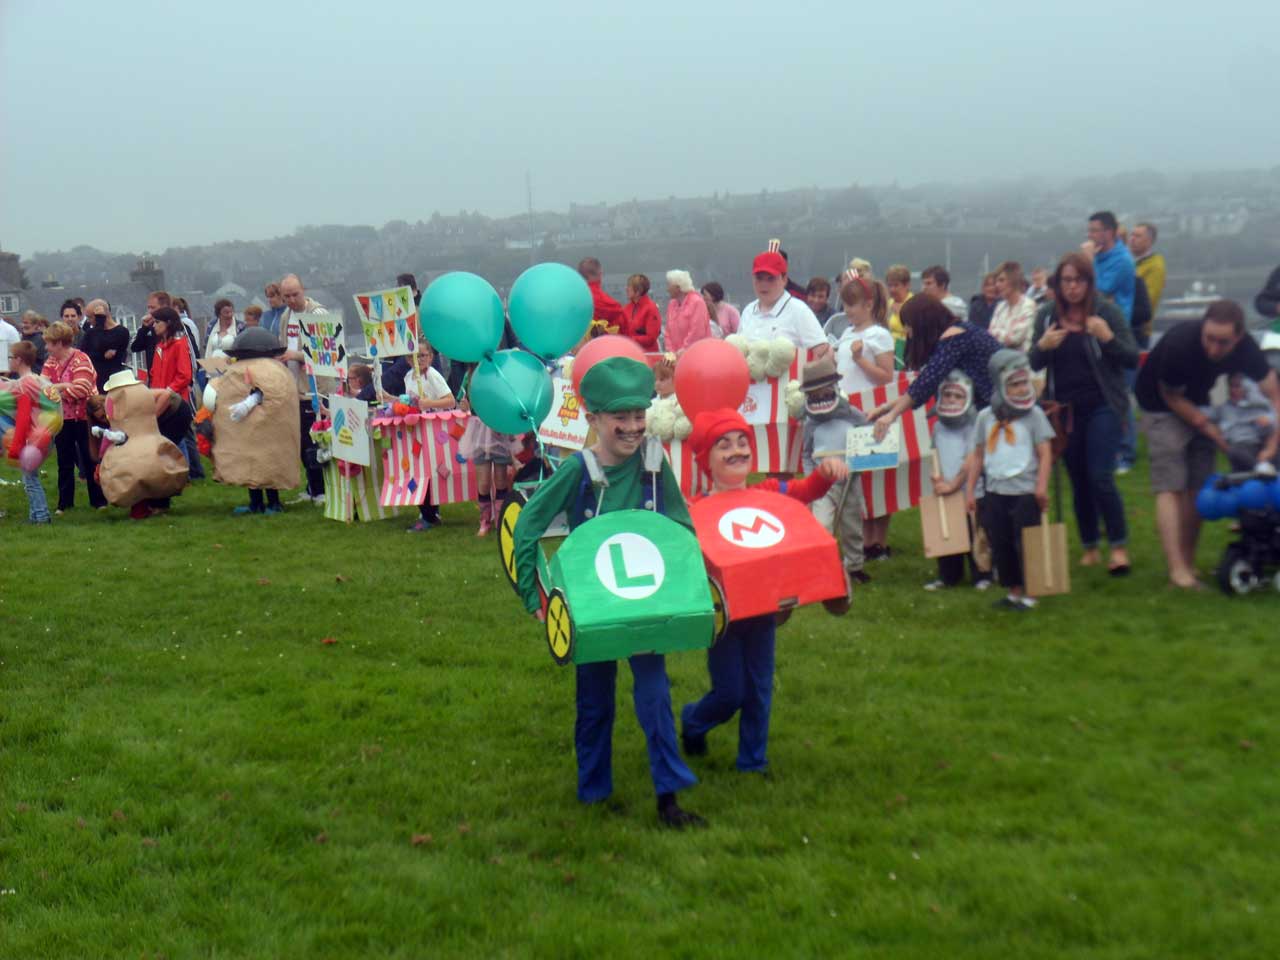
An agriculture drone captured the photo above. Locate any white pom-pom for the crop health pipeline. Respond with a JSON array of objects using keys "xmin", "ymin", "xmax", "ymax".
[
  {"xmin": 784, "ymin": 379, "xmax": 805, "ymax": 419},
  {"xmin": 645, "ymin": 395, "xmax": 680, "ymax": 441},
  {"xmin": 764, "ymin": 338, "xmax": 797, "ymax": 380},
  {"xmin": 724, "ymin": 334, "xmax": 750, "ymax": 358},
  {"xmin": 673, "ymin": 413, "xmax": 693, "ymax": 440},
  {"xmin": 746, "ymin": 341, "xmax": 770, "ymax": 381}
]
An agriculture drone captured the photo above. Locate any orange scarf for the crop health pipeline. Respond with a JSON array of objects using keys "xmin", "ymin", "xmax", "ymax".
[{"xmin": 986, "ymin": 420, "xmax": 1016, "ymax": 454}]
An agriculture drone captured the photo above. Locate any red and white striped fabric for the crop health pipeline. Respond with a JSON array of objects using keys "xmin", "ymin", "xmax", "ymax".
[
  {"xmin": 743, "ymin": 348, "xmax": 819, "ymax": 473},
  {"xmin": 663, "ymin": 439, "xmax": 708, "ymax": 500},
  {"xmin": 846, "ymin": 373, "xmax": 935, "ymax": 519},
  {"xmin": 373, "ymin": 410, "xmax": 475, "ymax": 507},
  {"xmin": 424, "ymin": 413, "xmax": 476, "ymax": 505}
]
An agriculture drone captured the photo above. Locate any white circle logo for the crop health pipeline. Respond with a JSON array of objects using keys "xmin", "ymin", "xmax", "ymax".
[
  {"xmin": 717, "ymin": 507, "xmax": 785, "ymax": 549},
  {"xmin": 594, "ymin": 533, "xmax": 665, "ymax": 600}
]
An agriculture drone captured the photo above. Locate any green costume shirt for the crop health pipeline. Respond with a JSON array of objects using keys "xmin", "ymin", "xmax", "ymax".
[{"xmin": 512, "ymin": 448, "xmax": 692, "ymax": 613}]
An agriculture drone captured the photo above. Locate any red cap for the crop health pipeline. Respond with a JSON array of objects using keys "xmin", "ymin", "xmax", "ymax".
[
  {"xmin": 751, "ymin": 251, "xmax": 787, "ymax": 277},
  {"xmin": 690, "ymin": 408, "xmax": 756, "ymax": 474}
]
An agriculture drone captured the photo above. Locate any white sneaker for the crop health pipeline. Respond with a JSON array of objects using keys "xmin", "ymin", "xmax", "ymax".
[
  {"xmin": 974, "ymin": 577, "xmax": 993, "ymax": 591},
  {"xmin": 288, "ymin": 493, "xmax": 315, "ymax": 505},
  {"xmin": 923, "ymin": 580, "xmax": 948, "ymax": 592},
  {"xmin": 312, "ymin": 494, "xmax": 325, "ymax": 506},
  {"xmin": 1018, "ymin": 595, "xmax": 1038, "ymax": 609}
]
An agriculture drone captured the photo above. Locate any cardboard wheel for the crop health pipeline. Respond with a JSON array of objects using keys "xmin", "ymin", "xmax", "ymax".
[
  {"xmin": 545, "ymin": 589, "xmax": 574, "ymax": 666},
  {"xmin": 708, "ymin": 577, "xmax": 729, "ymax": 643},
  {"xmin": 497, "ymin": 490, "xmax": 528, "ymax": 594}
]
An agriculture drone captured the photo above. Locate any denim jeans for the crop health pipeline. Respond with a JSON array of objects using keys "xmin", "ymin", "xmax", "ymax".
[
  {"xmin": 1064, "ymin": 403, "xmax": 1128, "ymax": 548},
  {"xmin": 1116, "ymin": 366, "xmax": 1138, "ymax": 468},
  {"xmin": 22, "ymin": 470, "xmax": 51, "ymax": 522}
]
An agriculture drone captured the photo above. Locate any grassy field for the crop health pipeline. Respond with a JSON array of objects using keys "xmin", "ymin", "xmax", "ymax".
[{"xmin": 1, "ymin": 452, "xmax": 1276, "ymax": 959}]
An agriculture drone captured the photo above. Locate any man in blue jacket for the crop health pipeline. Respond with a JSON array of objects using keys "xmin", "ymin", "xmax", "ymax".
[{"xmin": 1085, "ymin": 210, "xmax": 1139, "ymax": 472}]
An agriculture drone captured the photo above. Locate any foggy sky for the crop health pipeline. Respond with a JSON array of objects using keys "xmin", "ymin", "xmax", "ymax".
[{"xmin": 3, "ymin": 0, "xmax": 1277, "ymax": 254}]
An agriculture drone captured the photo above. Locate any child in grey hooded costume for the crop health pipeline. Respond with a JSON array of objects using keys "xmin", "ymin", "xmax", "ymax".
[
  {"xmin": 800, "ymin": 353, "xmax": 870, "ymax": 581},
  {"xmin": 1210, "ymin": 373, "xmax": 1277, "ymax": 471}
]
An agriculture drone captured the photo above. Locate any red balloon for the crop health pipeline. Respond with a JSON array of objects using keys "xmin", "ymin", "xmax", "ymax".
[
  {"xmin": 675, "ymin": 339, "xmax": 750, "ymax": 419},
  {"xmin": 571, "ymin": 335, "xmax": 649, "ymax": 397}
]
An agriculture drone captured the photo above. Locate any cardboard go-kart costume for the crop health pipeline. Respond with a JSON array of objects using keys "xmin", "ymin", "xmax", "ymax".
[
  {"xmin": 682, "ymin": 407, "xmax": 849, "ymax": 772},
  {"xmin": 92, "ymin": 369, "xmax": 189, "ymax": 508},
  {"xmin": 200, "ymin": 327, "xmax": 301, "ymax": 490},
  {"xmin": 508, "ymin": 356, "xmax": 712, "ymax": 824}
]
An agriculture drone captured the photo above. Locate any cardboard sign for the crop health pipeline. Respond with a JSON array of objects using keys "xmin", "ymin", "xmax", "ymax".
[
  {"xmin": 353, "ymin": 286, "xmax": 418, "ymax": 359},
  {"xmin": 847, "ymin": 422, "xmax": 900, "ymax": 471},
  {"xmin": 1022, "ymin": 512, "xmax": 1070, "ymax": 597},
  {"xmin": 328, "ymin": 395, "xmax": 371, "ymax": 466},
  {"xmin": 300, "ymin": 315, "xmax": 347, "ymax": 378},
  {"xmin": 920, "ymin": 491, "xmax": 971, "ymax": 558},
  {"xmin": 537, "ymin": 377, "xmax": 590, "ymax": 450}
]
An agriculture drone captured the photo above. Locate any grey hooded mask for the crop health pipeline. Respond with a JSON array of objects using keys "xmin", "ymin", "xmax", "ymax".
[
  {"xmin": 935, "ymin": 369, "xmax": 976, "ymax": 428},
  {"xmin": 988, "ymin": 349, "xmax": 1037, "ymax": 422}
]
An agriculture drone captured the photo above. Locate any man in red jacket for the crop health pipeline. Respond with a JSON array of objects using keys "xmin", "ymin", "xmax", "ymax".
[{"xmin": 578, "ymin": 257, "xmax": 624, "ymax": 332}]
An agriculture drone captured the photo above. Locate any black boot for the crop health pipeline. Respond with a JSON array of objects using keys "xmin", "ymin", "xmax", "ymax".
[{"xmin": 657, "ymin": 793, "xmax": 706, "ymax": 829}]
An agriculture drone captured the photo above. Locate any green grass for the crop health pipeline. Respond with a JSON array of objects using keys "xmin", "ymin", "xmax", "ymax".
[{"xmin": 1, "ymin": 451, "xmax": 1277, "ymax": 959}]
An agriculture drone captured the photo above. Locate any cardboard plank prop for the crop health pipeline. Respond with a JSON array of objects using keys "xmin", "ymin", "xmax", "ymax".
[
  {"xmin": 920, "ymin": 451, "xmax": 972, "ymax": 558},
  {"xmin": 1022, "ymin": 510, "xmax": 1070, "ymax": 597},
  {"xmin": 98, "ymin": 373, "xmax": 189, "ymax": 507},
  {"xmin": 353, "ymin": 286, "xmax": 418, "ymax": 359},
  {"xmin": 690, "ymin": 488, "xmax": 846, "ymax": 630}
]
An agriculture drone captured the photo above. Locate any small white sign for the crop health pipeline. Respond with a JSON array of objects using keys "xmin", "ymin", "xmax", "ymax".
[
  {"xmin": 329, "ymin": 395, "xmax": 371, "ymax": 467},
  {"xmin": 717, "ymin": 507, "xmax": 786, "ymax": 549},
  {"xmin": 594, "ymin": 532, "xmax": 664, "ymax": 600},
  {"xmin": 739, "ymin": 380, "xmax": 775, "ymax": 426},
  {"xmin": 537, "ymin": 377, "xmax": 590, "ymax": 450},
  {"xmin": 847, "ymin": 422, "xmax": 900, "ymax": 471}
]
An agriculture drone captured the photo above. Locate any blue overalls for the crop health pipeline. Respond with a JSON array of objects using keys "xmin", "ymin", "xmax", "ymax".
[
  {"xmin": 568, "ymin": 450, "xmax": 698, "ymax": 803},
  {"xmin": 682, "ymin": 615, "xmax": 777, "ymax": 772}
]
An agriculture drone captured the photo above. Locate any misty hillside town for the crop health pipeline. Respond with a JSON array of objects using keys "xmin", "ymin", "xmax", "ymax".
[{"xmin": 5, "ymin": 0, "xmax": 1280, "ymax": 952}]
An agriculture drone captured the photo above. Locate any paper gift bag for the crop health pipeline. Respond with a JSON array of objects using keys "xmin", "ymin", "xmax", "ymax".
[{"xmin": 1022, "ymin": 511, "xmax": 1070, "ymax": 597}]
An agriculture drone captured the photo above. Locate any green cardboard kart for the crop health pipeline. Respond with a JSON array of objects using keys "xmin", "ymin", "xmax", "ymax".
[{"xmin": 540, "ymin": 509, "xmax": 715, "ymax": 666}]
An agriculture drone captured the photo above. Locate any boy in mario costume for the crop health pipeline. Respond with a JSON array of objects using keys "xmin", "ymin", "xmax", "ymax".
[
  {"xmin": 681, "ymin": 408, "xmax": 846, "ymax": 771},
  {"xmin": 512, "ymin": 356, "xmax": 705, "ymax": 829}
]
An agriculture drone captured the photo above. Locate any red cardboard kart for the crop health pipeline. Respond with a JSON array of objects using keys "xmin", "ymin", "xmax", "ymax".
[{"xmin": 690, "ymin": 488, "xmax": 849, "ymax": 638}]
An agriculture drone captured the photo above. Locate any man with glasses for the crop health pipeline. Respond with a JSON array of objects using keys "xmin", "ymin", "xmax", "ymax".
[{"xmin": 1136, "ymin": 300, "xmax": 1280, "ymax": 589}]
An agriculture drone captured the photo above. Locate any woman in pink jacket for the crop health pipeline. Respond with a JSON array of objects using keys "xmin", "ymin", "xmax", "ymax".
[{"xmin": 664, "ymin": 269, "xmax": 712, "ymax": 353}]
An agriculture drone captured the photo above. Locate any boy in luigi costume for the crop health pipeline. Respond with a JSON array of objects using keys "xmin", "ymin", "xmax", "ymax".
[{"xmin": 512, "ymin": 355, "xmax": 706, "ymax": 828}]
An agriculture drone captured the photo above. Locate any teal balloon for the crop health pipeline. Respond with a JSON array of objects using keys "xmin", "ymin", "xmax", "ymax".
[
  {"xmin": 507, "ymin": 263, "xmax": 594, "ymax": 358},
  {"xmin": 469, "ymin": 349, "xmax": 553, "ymax": 435},
  {"xmin": 420, "ymin": 271, "xmax": 504, "ymax": 363}
]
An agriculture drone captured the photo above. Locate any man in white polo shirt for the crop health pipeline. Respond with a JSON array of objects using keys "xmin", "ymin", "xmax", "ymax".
[{"xmin": 738, "ymin": 251, "xmax": 830, "ymax": 356}]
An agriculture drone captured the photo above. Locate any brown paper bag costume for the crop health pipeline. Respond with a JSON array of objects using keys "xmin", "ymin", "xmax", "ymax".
[
  {"xmin": 100, "ymin": 380, "xmax": 189, "ymax": 507},
  {"xmin": 208, "ymin": 357, "xmax": 301, "ymax": 489}
]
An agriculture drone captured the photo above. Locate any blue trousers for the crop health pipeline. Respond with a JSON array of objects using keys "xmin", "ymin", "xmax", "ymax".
[
  {"xmin": 22, "ymin": 469, "xmax": 50, "ymax": 522},
  {"xmin": 575, "ymin": 653, "xmax": 697, "ymax": 803},
  {"xmin": 1063, "ymin": 403, "xmax": 1128, "ymax": 548},
  {"xmin": 1117, "ymin": 366, "xmax": 1139, "ymax": 468},
  {"xmin": 682, "ymin": 615, "xmax": 776, "ymax": 772}
]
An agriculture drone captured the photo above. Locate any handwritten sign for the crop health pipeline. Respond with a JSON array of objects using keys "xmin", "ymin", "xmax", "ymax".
[
  {"xmin": 352, "ymin": 286, "xmax": 418, "ymax": 359},
  {"xmin": 300, "ymin": 315, "xmax": 347, "ymax": 378},
  {"xmin": 329, "ymin": 395, "xmax": 371, "ymax": 466},
  {"xmin": 537, "ymin": 377, "xmax": 590, "ymax": 450},
  {"xmin": 847, "ymin": 422, "xmax": 900, "ymax": 471}
]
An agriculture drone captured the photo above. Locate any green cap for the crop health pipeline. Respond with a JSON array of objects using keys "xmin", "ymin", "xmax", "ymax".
[{"xmin": 579, "ymin": 356, "xmax": 655, "ymax": 413}]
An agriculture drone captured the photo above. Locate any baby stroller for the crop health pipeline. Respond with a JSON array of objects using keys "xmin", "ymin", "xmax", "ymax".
[{"xmin": 1196, "ymin": 470, "xmax": 1280, "ymax": 596}]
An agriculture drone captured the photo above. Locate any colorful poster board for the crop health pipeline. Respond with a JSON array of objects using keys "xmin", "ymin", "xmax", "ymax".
[
  {"xmin": 847, "ymin": 423, "xmax": 900, "ymax": 471},
  {"xmin": 329, "ymin": 395, "xmax": 371, "ymax": 467},
  {"xmin": 537, "ymin": 377, "xmax": 590, "ymax": 450},
  {"xmin": 353, "ymin": 286, "xmax": 418, "ymax": 359},
  {"xmin": 300, "ymin": 314, "xmax": 347, "ymax": 378}
]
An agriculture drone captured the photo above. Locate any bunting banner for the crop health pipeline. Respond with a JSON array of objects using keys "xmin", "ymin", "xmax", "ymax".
[
  {"xmin": 352, "ymin": 285, "xmax": 419, "ymax": 359},
  {"xmin": 846, "ymin": 373, "xmax": 934, "ymax": 519}
]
